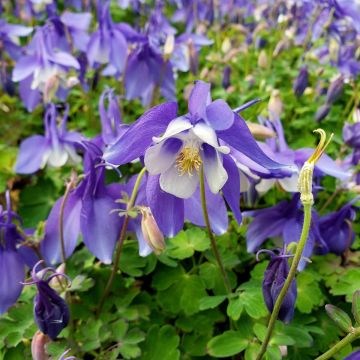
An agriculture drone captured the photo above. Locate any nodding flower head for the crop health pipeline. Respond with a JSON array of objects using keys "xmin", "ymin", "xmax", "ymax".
[
  {"xmin": 22, "ymin": 260, "xmax": 71, "ymax": 340},
  {"xmin": 257, "ymin": 248, "xmax": 297, "ymax": 323},
  {"xmin": 298, "ymin": 129, "xmax": 333, "ymax": 205}
]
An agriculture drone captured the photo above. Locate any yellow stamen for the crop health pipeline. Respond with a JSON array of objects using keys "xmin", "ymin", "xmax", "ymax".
[{"xmin": 175, "ymin": 146, "xmax": 202, "ymax": 176}]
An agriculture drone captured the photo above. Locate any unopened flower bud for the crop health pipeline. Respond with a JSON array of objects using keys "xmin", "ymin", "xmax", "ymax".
[
  {"xmin": 246, "ymin": 122, "xmax": 276, "ymax": 140},
  {"xmin": 258, "ymin": 50, "xmax": 268, "ymax": 68},
  {"xmin": 222, "ymin": 66, "xmax": 231, "ymax": 89},
  {"xmin": 31, "ymin": 330, "xmax": 50, "ymax": 360},
  {"xmin": 315, "ymin": 104, "xmax": 330, "ymax": 122},
  {"xmin": 268, "ymin": 89, "xmax": 283, "ymax": 118},
  {"xmin": 140, "ymin": 207, "xmax": 165, "ymax": 255},
  {"xmin": 326, "ymin": 75, "xmax": 344, "ymax": 104},
  {"xmin": 293, "ymin": 66, "xmax": 309, "ymax": 97}
]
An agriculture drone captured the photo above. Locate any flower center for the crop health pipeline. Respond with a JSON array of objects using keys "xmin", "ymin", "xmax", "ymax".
[{"xmin": 175, "ymin": 146, "xmax": 202, "ymax": 176}]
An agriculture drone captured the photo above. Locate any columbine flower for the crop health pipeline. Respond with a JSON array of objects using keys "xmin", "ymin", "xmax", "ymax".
[
  {"xmin": 15, "ymin": 103, "xmax": 83, "ymax": 174},
  {"xmin": 12, "ymin": 24, "xmax": 80, "ymax": 111},
  {"xmin": 259, "ymin": 248, "xmax": 297, "ymax": 323},
  {"xmin": 319, "ymin": 198, "xmax": 359, "ymax": 255},
  {"xmin": 87, "ymin": 1, "xmax": 135, "ymax": 75},
  {"xmin": 104, "ymin": 80, "xmax": 290, "ymax": 237},
  {"xmin": 31, "ymin": 330, "xmax": 50, "ymax": 360},
  {"xmin": 244, "ymin": 193, "xmax": 327, "ymax": 270},
  {"xmin": 22, "ymin": 260, "xmax": 70, "ymax": 340},
  {"xmin": 42, "ymin": 142, "xmax": 122, "ymax": 265}
]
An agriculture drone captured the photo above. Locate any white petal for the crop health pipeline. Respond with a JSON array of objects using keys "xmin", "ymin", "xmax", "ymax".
[
  {"xmin": 202, "ymin": 147, "xmax": 228, "ymax": 194},
  {"xmin": 279, "ymin": 173, "xmax": 299, "ymax": 192},
  {"xmin": 193, "ymin": 122, "xmax": 230, "ymax": 154},
  {"xmin": 153, "ymin": 116, "xmax": 192, "ymax": 143},
  {"xmin": 160, "ymin": 166, "xmax": 199, "ymax": 199},
  {"xmin": 255, "ymin": 179, "xmax": 276, "ymax": 194},
  {"xmin": 144, "ymin": 139, "xmax": 182, "ymax": 175},
  {"xmin": 47, "ymin": 145, "xmax": 68, "ymax": 167}
]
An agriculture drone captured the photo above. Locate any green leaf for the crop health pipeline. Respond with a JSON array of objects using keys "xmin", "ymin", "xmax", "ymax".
[
  {"xmin": 325, "ymin": 305, "xmax": 353, "ymax": 333},
  {"xmin": 166, "ymin": 228, "xmax": 210, "ymax": 259},
  {"xmin": 329, "ymin": 268, "xmax": 360, "ymax": 302},
  {"xmin": 227, "ymin": 297, "xmax": 244, "ymax": 321},
  {"xmin": 140, "ymin": 325, "xmax": 180, "ymax": 360},
  {"xmin": 296, "ymin": 270, "xmax": 324, "ymax": 313},
  {"xmin": 207, "ymin": 330, "xmax": 248, "ymax": 357},
  {"xmin": 199, "ymin": 296, "xmax": 227, "ymax": 310}
]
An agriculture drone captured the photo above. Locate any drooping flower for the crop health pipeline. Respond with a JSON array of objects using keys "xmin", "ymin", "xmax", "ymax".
[
  {"xmin": 104, "ymin": 80, "xmax": 291, "ymax": 237},
  {"xmin": 12, "ymin": 24, "xmax": 80, "ymax": 111},
  {"xmin": 15, "ymin": 103, "xmax": 83, "ymax": 174},
  {"xmin": 42, "ymin": 142, "xmax": 123, "ymax": 265},
  {"xmin": 244, "ymin": 194, "xmax": 327, "ymax": 270},
  {"xmin": 22, "ymin": 260, "xmax": 70, "ymax": 340},
  {"xmin": 87, "ymin": 1, "xmax": 137, "ymax": 75},
  {"xmin": 319, "ymin": 198, "xmax": 359, "ymax": 255},
  {"xmin": 259, "ymin": 248, "xmax": 297, "ymax": 323}
]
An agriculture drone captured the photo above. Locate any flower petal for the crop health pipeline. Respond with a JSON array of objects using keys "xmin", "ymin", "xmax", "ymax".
[
  {"xmin": 103, "ymin": 101, "xmax": 178, "ymax": 165},
  {"xmin": 205, "ymin": 99, "xmax": 234, "ymax": 130},
  {"xmin": 184, "ymin": 186, "xmax": 228, "ymax": 235},
  {"xmin": 42, "ymin": 191, "xmax": 82, "ymax": 265},
  {"xmin": 202, "ymin": 144, "xmax": 228, "ymax": 194},
  {"xmin": 144, "ymin": 138, "xmax": 182, "ymax": 175},
  {"xmin": 188, "ymin": 80, "xmax": 210, "ymax": 119},
  {"xmin": 15, "ymin": 135, "xmax": 49, "ymax": 174},
  {"xmin": 0, "ymin": 250, "xmax": 24, "ymax": 314},
  {"xmin": 193, "ymin": 121, "xmax": 230, "ymax": 153},
  {"xmin": 12, "ymin": 55, "xmax": 37, "ymax": 82},
  {"xmin": 146, "ymin": 175, "xmax": 184, "ymax": 237},
  {"xmin": 217, "ymin": 113, "xmax": 290, "ymax": 174},
  {"xmin": 160, "ymin": 164, "xmax": 199, "ymax": 199},
  {"xmin": 152, "ymin": 116, "xmax": 192, "ymax": 143}
]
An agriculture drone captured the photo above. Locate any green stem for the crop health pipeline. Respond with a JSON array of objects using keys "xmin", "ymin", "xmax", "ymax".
[
  {"xmin": 199, "ymin": 167, "xmax": 232, "ymax": 295},
  {"xmin": 315, "ymin": 328, "xmax": 360, "ymax": 360},
  {"xmin": 96, "ymin": 168, "xmax": 147, "ymax": 318},
  {"xmin": 256, "ymin": 201, "xmax": 313, "ymax": 360}
]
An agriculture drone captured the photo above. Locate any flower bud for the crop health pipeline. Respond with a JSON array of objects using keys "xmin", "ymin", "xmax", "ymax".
[
  {"xmin": 326, "ymin": 75, "xmax": 344, "ymax": 104},
  {"xmin": 246, "ymin": 122, "xmax": 276, "ymax": 140},
  {"xmin": 262, "ymin": 253, "xmax": 297, "ymax": 323},
  {"xmin": 31, "ymin": 330, "xmax": 50, "ymax": 360},
  {"xmin": 325, "ymin": 304, "xmax": 353, "ymax": 333},
  {"xmin": 258, "ymin": 50, "xmax": 268, "ymax": 69},
  {"xmin": 293, "ymin": 66, "xmax": 309, "ymax": 97},
  {"xmin": 140, "ymin": 207, "xmax": 165, "ymax": 255},
  {"xmin": 315, "ymin": 104, "xmax": 330, "ymax": 122},
  {"xmin": 268, "ymin": 89, "xmax": 283, "ymax": 118},
  {"xmin": 222, "ymin": 66, "xmax": 231, "ymax": 89}
]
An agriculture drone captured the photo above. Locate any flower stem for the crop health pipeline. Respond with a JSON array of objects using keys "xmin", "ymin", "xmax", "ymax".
[
  {"xmin": 59, "ymin": 171, "xmax": 78, "ymax": 264},
  {"xmin": 199, "ymin": 167, "xmax": 232, "ymax": 294},
  {"xmin": 315, "ymin": 328, "xmax": 360, "ymax": 360},
  {"xmin": 256, "ymin": 201, "xmax": 312, "ymax": 360},
  {"xmin": 96, "ymin": 167, "xmax": 147, "ymax": 318}
]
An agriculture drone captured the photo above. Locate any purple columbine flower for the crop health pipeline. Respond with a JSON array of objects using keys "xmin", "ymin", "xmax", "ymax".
[
  {"xmin": 87, "ymin": 1, "xmax": 138, "ymax": 75},
  {"xmin": 42, "ymin": 141, "xmax": 123, "ymax": 265},
  {"xmin": 319, "ymin": 198, "xmax": 359, "ymax": 255},
  {"xmin": 15, "ymin": 103, "xmax": 83, "ymax": 174},
  {"xmin": 22, "ymin": 260, "xmax": 70, "ymax": 340},
  {"xmin": 104, "ymin": 80, "xmax": 291, "ymax": 237},
  {"xmin": 12, "ymin": 24, "xmax": 80, "ymax": 111},
  {"xmin": 259, "ymin": 248, "xmax": 297, "ymax": 323},
  {"xmin": 243, "ymin": 193, "xmax": 327, "ymax": 270}
]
